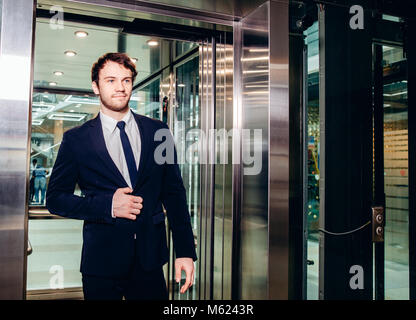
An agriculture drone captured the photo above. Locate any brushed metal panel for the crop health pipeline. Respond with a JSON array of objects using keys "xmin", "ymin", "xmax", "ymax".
[
  {"xmin": 268, "ymin": 0, "xmax": 289, "ymax": 299},
  {"xmin": 0, "ymin": 0, "xmax": 36, "ymax": 299},
  {"xmin": 222, "ymin": 40, "xmax": 234, "ymax": 300},
  {"xmin": 231, "ymin": 20, "xmax": 242, "ymax": 300},
  {"xmin": 212, "ymin": 35, "xmax": 233, "ymax": 300},
  {"xmin": 213, "ymin": 37, "xmax": 225, "ymax": 300},
  {"xmin": 45, "ymin": 0, "xmax": 271, "ymax": 24},
  {"xmin": 240, "ymin": 2, "xmax": 269, "ymax": 299},
  {"xmin": 239, "ymin": 0, "xmax": 289, "ymax": 299}
]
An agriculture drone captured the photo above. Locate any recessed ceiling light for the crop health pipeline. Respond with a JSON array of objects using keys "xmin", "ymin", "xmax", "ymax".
[
  {"xmin": 64, "ymin": 50, "xmax": 77, "ymax": 57},
  {"xmin": 70, "ymin": 110, "xmax": 75, "ymax": 112},
  {"xmin": 54, "ymin": 71, "xmax": 64, "ymax": 76},
  {"xmin": 178, "ymin": 84, "xmax": 186, "ymax": 87},
  {"xmin": 49, "ymin": 82, "xmax": 57, "ymax": 86},
  {"xmin": 75, "ymin": 31, "xmax": 88, "ymax": 38},
  {"xmin": 131, "ymin": 58, "xmax": 138, "ymax": 63},
  {"xmin": 147, "ymin": 39, "xmax": 159, "ymax": 47}
]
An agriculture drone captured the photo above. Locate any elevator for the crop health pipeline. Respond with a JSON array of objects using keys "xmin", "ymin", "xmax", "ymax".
[{"xmin": 0, "ymin": 0, "xmax": 291, "ymax": 300}]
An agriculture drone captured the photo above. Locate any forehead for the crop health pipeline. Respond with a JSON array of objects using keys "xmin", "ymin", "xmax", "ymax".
[{"xmin": 99, "ymin": 60, "xmax": 133, "ymax": 78}]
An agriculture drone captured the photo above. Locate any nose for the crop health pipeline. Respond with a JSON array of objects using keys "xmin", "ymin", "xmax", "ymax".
[{"xmin": 115, "ymin": 79, "xmax": 125, "ymax": 92}]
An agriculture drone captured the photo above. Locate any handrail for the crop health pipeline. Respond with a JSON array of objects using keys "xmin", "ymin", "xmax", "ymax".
[
  {"xmin": 28, "ymin": 208, "xmax": 66, "ymax": 219},
  {"xmin": 27, "ymin": 240, "xmax": 33, "ymax": 256}
]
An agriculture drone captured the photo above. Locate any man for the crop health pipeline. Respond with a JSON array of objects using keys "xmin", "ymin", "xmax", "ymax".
[
  {"xmin": 29, "ymin": 158, "xmax": 37, "ymax": 203},
  {"xmin": 46, "ymin": 53, "xmax": 197, "ymax": 300},
  {"xmin": 33, "ymin": 159, "xmax": 48, "ymax": 205}
]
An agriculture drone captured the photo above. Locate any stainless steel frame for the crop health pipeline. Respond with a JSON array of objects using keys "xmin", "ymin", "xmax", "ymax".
[
  {"xmin": 40, "ymin": 0, "xmax": 272, "ymax": 26},
  {"xmin": 238, "ymin": 0, "xmax": 289, "ymax": 299},
  {"xmin": 268, "ymin": 0, "xmax": 289, "ymax": 300},
  {"xmin": 0, "ymin": 0, "xmax": 36, "ymax": 299},
  {"xmin": 0, "ymin": 0, "xmax": 291, "ymax": 300}
]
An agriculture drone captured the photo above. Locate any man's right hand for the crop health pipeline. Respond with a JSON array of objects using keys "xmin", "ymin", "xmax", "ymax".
[{"xmin": 112, "ymin": 187, "xmax": 143, "ymax": 220}]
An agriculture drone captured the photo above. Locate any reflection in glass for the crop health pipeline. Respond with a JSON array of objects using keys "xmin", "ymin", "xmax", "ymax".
[
  {"xmin": 131, "ymin": 78, "xmax": 161, "ymax": 119},
  {"xmin": 304, "ymin": 21, "xmax": 320, "ymax": 300},
  {"xmin": 382, "ymin": 45, "xmax": 409, "ymax": 300},
  {"xmin": 28, "ymin": 93, "xmax": 100, "ymax": 291},
  {"xmin": 172, "ymin": 55, "xmax": 200, "ymax": 300},
  {"xmin": 175, "ymin": 41, "xmax": 198, "ymax": 58},
  {"xmin": 29, "ymin": 93, "xmax": 100, "ymax": 207}
]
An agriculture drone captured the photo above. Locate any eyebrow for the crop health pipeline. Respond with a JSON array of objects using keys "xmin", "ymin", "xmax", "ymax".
[{"xmin": 103, "ymin": 76, "xmax": 132, "ymax": 80}]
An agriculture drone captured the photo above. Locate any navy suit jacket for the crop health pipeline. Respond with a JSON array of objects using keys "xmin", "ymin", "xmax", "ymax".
[{"xmin": 46, "ymin": 111, "xmax": 197, "ymax": 277}]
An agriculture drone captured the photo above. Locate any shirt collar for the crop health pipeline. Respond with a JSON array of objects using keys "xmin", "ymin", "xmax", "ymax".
[{"xmin": 100, "ymin": 109, "xmax": 133, "ymax": 134}]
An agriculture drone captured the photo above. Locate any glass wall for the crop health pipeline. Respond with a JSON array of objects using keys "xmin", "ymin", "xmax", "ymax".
[
  {"xmin": 382, "ymin": 45, "xmax": 409, "ymax": 300},
  {"xmin": 28, "ymin": 93, "xmax": 99, "ymax": 291},
  {"xmin": 304, "ymin": 21, "xmax": 320, "ymax": 300},
  {"xmin": 131, "ymin": 77, "xmax": 161, "ymax": 119},
  {"xmin": 171, "ymin": 55, "xmax": 200, "ymax": 300}
]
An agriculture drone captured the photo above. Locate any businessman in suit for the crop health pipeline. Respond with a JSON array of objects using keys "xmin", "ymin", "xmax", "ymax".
[{"xmin": 46, "ymin": 52, "xmax": 197, "ymax": 300}]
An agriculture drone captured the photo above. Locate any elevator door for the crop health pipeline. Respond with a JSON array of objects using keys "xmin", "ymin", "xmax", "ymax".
[{"xmin": 373, "ymin": 43, "xmax": 410, "ymax": 300}]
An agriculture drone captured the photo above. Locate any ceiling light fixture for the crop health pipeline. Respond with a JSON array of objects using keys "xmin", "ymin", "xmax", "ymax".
[
  {"xmin": 75, "ymin": 31, "xmax": 88, "ymax": 38},
  {"xmin": 54, "ymin": 71, "xmax": 64, "ymax": 76},
  {"xmin": 64, "ymin": 50, "xmax": 77, "ymax": 57},
  {"xmin": 147, "ymin": 39, "xmax": 159, "ymax": 47},
  {"xmin": 49, "ymin": 82, "xmax": 57, "ymax": 86}
]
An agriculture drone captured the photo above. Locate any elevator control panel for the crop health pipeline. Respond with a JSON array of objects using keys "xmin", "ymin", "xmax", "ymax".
[{"xmin": 372, "ymin": 206, "xmax": 385, "ymax": 242}]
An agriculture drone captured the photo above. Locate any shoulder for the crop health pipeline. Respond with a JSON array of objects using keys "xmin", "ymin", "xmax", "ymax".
[
  {"xmin": 133, "ymin": 112, "xmax": 169, "ymax": 131},
  {"xmin": 62, "ymin": 116, "xmax": 96, "ymax": 142}
]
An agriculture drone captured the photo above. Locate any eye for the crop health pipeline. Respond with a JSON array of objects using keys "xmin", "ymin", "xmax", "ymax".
[
  {"xmin": 124, "ymin": 79, "xmax": 131, "ymax": 83},
  {"xmin": 108, "ymin": 79, "xmax": 114, "ymax": 83}
]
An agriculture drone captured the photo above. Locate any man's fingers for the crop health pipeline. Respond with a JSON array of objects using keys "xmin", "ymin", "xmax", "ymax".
[
  {"xmin": 130, "ymin": 201, "xmax": 143, "ymax": 209},
  {"xmin": 181, "ymin": 278, "xmax": 191, "ymax": 293},
  {"xmin": 130, "ymin": 196, "xmax": 143, "ymax": 203},
  {"xmin": 121, "ymin": 187, "xmax": 133, "ymax": 194},
  {"xmin": 180, "ymin": 268, "xmax": 192, "ymax": 293},
  {"xmin": 130, "ymin": 208, "xmax": 141, "ymax": 215}
]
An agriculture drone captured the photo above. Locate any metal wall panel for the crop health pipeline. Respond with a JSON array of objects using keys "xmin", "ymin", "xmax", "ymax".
[
  {"xmin": 268, "ymin": 0, "xmax": 289, "ymax": 299},
  {"xmin": 239, "ymin": 0, "xmax": 289, "ymax": 299},
  {"xmin": 240, "ymin": 2, "xmax": 269, "ymax": 299},
  {"xmin": 0, "ymin": 0, "xmax": 36, "ymax": 299},
  {"xmin": 198, "ymin": 40, "xmax": 214, "ymax": 299},
  {"xmin": 45, "ymin": 0, "xmax": 273, "ymax": 24},
  {"xmin": 213, "ymin": 34, "xmax": 234, "ymax": 300}
]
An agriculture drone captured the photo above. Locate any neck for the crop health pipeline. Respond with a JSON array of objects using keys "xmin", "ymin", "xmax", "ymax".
[{"xmin": 100, "ymin": 104, "xmax": 130, "ymax": 121}]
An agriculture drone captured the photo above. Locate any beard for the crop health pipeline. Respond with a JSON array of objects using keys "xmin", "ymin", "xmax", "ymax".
[{"xmin": 100, "ymin": 93, "xmax": 131, "ymax": 112}]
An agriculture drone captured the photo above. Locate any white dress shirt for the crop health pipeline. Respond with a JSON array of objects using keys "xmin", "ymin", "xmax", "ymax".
[{"xmin": 100, "ymin": 110, "xmax": 141, "ymax": 218}]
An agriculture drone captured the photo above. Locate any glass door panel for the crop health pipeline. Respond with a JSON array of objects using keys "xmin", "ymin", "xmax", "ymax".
[
  {"xmin": 382, "ymin": 45, "xmax": 409, "ymax": 299},
  {"xmin": 131, "ymin": 77, "xmax": 161, "ymax": 119},
  {"xmin": 28, "ymin": 93, "xmax": 100, "ymax": 293},
  {"xmin": 304, "ymin": 21, "xmax": 320, "ymax": 300},
  {"xmin": 171, "ymin": 54, "xmax": 200, "ymax": 300}
]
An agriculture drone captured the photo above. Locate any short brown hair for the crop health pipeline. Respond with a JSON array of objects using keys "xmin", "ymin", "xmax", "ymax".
[{"xmin": 91, "ymin": 52, "xmax": 137, "ymax": 84}]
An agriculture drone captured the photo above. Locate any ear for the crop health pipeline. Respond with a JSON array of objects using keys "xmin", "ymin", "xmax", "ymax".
[{"xmin": 92, "ymin": 81, "xmax": 100, "ymax": 95}]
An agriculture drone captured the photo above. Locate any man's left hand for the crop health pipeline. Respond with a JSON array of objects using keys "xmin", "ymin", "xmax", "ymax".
[{"xmin": 175, "ymin": 257, "xmax": 194, "ymax": 294}]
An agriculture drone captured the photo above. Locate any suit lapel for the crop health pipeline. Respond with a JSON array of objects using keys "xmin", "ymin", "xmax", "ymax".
[{"xmin": 89, "ymin": 114, "xmax": 129, "ymax": 187}]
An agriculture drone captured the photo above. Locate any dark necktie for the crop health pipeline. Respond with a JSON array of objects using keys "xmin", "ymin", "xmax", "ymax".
[{"xmin": 116, "ymin": 121, "xmax": 138, "ymax": 186}]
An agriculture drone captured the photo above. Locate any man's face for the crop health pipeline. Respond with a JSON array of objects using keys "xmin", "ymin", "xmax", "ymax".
[{"xmin": 92, "ymin": 60, "xmax": 133, "ymax": 112}]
